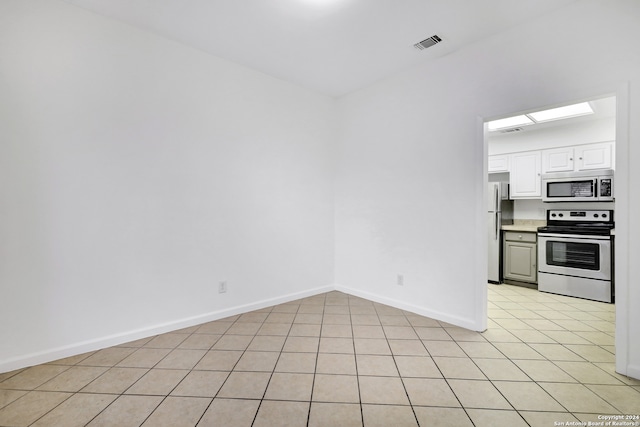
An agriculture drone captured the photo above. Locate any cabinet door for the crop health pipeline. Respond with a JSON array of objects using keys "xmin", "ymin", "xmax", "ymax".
[
  {"xmin": 504, "ymin": 241, "xmax": 537, "ymax": 283},
  {"xmin": 509, "ymin": 152, "xmax": 541, "ymax": 198},
  {"xmin": 542, "ymin": 147, "xmax": 574, "ymax": 173},
  {"xmin": 488, "ymin": 154, "xmax": 509, "ymax": 172},
  {"xmin": 575, "ymin": 142, "xmax": 613, "ymax": 170}
]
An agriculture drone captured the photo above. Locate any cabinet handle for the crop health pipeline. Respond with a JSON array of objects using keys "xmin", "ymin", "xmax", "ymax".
[{"xmin": 569, "ymin": 157, "xmax": 573, "ymax": 161}]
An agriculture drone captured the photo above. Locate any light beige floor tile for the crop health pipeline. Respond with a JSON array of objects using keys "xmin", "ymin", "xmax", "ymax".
[
  {"xmin": 323, "ymin": 305, "xmax": 350, "ymax": 315},
  {"xmin": 586, "ymin": 384, "xmax": 640, "ymax": 413},
  {"xmin": 574, "ymin": 331, "xmax": 615, "ymax": 346},
  {"xmin": 492, "ymin": 342, "xmax": 545, "ymax": 360},
  {"xmin": 352, "ymin": 325, "xmax": 385, "ymax": 339},
  {"xmin": 492, "ymin": 318, "xmax": 534, "ymax": 330},
  {"xmin": 433, "ymin": 357, "xmax": 486, "ymax": 380},
  {"xmin": 362, "ymin": 404, "xmax": 418, "ymax": 427},
  {"xmin": 552, "ymin": 319, "xmax": 598, "ymax": 332},
  {"xmin": 356, "ymin": 354, "xmax": 399, "ymax": 377},
  {"xmin": 402, "ymin": 378, "xmax": 460, "ymax": 407},
  {"xmin": 415, "ymin": 327, "xmax": 452, "ymax": 341},
  {"xmin": 413, "ymin": 407, "xmax": 473, "ymax": 427},
  {"xmin": 316, "ymin": 353, "xmax": 356, "ymax": 375},
  {"xmin": 211, "ymin": 335, "xmax": 253, "ymax": 351},
  {"xmin": 253, "ymin": 400, "xmax": 309, "ymax": 427},
  {"xmin": 0, "ymin": 369, "xmax": 26, "ymax": 383},
  {"xmin": 448, "ymin": 379, "xmax": 512, "ymax": 409},
  {"xmin": 540, "ymin": 382, "xmax": 618, "ymax": 413},
  {"xmin": 198, "ymin": 398, "xmax": 260, "ymax": 427},
  {"xmin": 466, "ymin": 409, "xmax": 529, "ymax": 427},
  {"xmin": 124, "ymin": 369, "xmax": 189, "ymax": 395},
  {"xmin": 473, "ymin": 358, "xmax": 529, "ymax": 381},
  {"xmin": 283, "ymin": 336, "xmax": 319, "ymax": 353},
  {"xmin": 144, "ymin": 333, "xmax": 190, "ymax": 349},
  {"xmin": 117, "ymin": 337, "xmax": 154, "ymax": 348},
  {"xmin": 382, "ymin": 326, "xmax": 418, "ymax": 339},
  {"xmin": 226, "ymin": 322, "xmax": 262, "ymax": 335},
  {"xmin": 528, "ymin": 343, "xmax": 584, "ymax": 361},
  {"xmin": 275, "ymin": 352, "xmax": 317, "ymax": 373},
  {"xmin": 289, "ymin": 324, "xmax": 322, "ymax": 337},
  {"xmin": 349, "ymin": 306, "xmax": 377, "ymax": 315},
  {"xmin": 87, "ymin": 395, "xmax": 162, "ymax": 427},
  {"xmin": 266, "ymin": 312, "xmax": 296, "ymax": 323},
  {"xmin": 422, "ymin": 341, "xmax": 466, "ymax": 357},
  {"xmin": 594, "ymin": 363, "xmax": 640, "ymax": 386},
  {"xmin": 245, "ymin": 335, "xmax": 286, "ymax": 352},
  {"xmin": 264, "ymin": 372, "xmax": 314, "ymax": 401},
  {"xmin": 170, "ymin": 370, "xmax": 229, "ymax": 397},
  {"xmin": 116, "ymin": 348, "xmax": 172, "ymax": 368},
  {"xmin": 523, "ymin": 319, "xmax": 566, "ymax": 331},
  {"xmin": 31, "ymin": 393, "xmax": 116, "ymax": 427},
  {"xmin": 141, "ymin": 396, "xmax": 210, "ymax": 427},
  {"xmin": 554, "ymin": 361, "xmax": 624, "ymax": 385},
  {"xmin": 394, "ymin": 355, "xmax": 441, "ymax": 378},
  {"xmin": 353, "ymin": 338, "xmax": 391, "ymax": 355},
  {"xmin": 216, "ymin": 371, "xmax": 271, "ymax": 399},
  {"xmin": 193, "ymin": 350, "xmax": 242, "ymax": 371},
  {"xmin": 480, "ymin": 328, "xmax": 521, "ymax": 343},
  {"xmin": 321, "ymin": 324, "xmax": 353, "ymax": 338},
  {"xmin": 406, "ymin": 316, "xmax": 441, "ymax": 328},
  {"xmin": 47, "ymin": 352, "xmax": 94, "ymax": 366},
  {"xmin": 237, "ymin": 312, "xmax": 269, "ymax": 323},
  {"xmin": 323, "ymin": 314, "xmax": 351, "ymax": 325},
  {"xmin": 196, "ymin": 321, "xmax": 232, "ymax": 335},
  {"xmin": 359, "ymin": 376, "xmax": 409, "ymax": 405},
  {"xmin": 319, "ymin": 337, "xmax": 354, "ymax": 354},
  {"xmin": 155, "ymin": 349, "xmax": 207, "ymax": 370},
  {"xmin": 350, "ymin": 315, "xmax": 381, "ymax": 326},
  {"xmin": 272, "ymin": 303, "xmax": 300, "ymax": 314},
  {"xmin": 177, "ymin": 333, "xmax": 220, "ymax": 350},
  {"xmin": 234, "ymin": 351, "xmax": 279, "ymax": 372},
  {"xmin": 0, "ymin": 391, "xmax": 71, "ymax": 426},
  {"xmin": 0, "ymin": 365, "xmax": 70, "ymax": 390},
  {"xmin": 81, "ymin": 367, "xmax": 148, "ymax": 394},
  {"xmin": 509, "ymin": 329, "xmax": 557, "ymax": 344},
  {"xmin": 458, "ymin": 341, "xmax": 504, "ymax": 359},
  {"xmin": 512, "ymin": 359, "xmax": 577, "ymax": 382},
  {"xmin": 505, "ymin": 309, "xmax": 544, "ymax": 319},
  {"xmin": 77, "ymin": 347, "xmax": 136, "ymax": 367},
  {"xmin": 36, "ymin": 366, "xmax": 107, "ymax": 392},
  {"xmin": 494, "ymin": 381, "xmax": 565, "ymax": 411},
  {"xmin": 519, "ymin": 411, "xmax": 579, "ymax": 427},
  {"xmin": 445, "ymin": 327, "xmax": 487, "ymax": 342},
  {"xmin": 378, "ymin": 315, "xmax": 410, "ymax": 326},
  {"xmin": 256, "ymin": 322, "xmax": 291, "ymax": 336},
  {"xmin": 565, "ymin": 344, "xmax": 616, "ymax": 363},
  {"xmin": 294, "ymin": 313, "xmax": 323, "ymax": 324},
  {"xmin": 308, "ymin": 402, "xmax": 362, "ymax": 427},
  {"xmin": 388, "ymin": 339, "xmax": 429, "ymax": 356},
  {"xmin": 296, "ymin": 305, "xmax": 324, "ymax": 314},
  {"xmin": 0, "ymin": 390, "xmax": 27, "ymax": 410},
  {"xmin": 312, "ymin": 374, "xmax": 359, "ymax": 403},
  {"xmin": 540, "ymin": 330, "xmax": 592, "ymax": 345}
]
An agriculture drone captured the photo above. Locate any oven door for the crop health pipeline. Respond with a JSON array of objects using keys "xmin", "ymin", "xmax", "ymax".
[{"xmin": 538, "ymin": 233, "xmax": 611, "ymax": 281}]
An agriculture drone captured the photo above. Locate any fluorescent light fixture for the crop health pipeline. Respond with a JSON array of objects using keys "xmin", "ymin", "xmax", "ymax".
[
  {"xmin": 487, "ymin": 115, "xmax": 534, "ymax": 131},
  {"xmin": 528, "ymin": 102, "xmax": 593, "ymax": 123}
]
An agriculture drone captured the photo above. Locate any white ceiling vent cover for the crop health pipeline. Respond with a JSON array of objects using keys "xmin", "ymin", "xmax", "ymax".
[{"xmin": 413, "ymin": 35, "xmax": 442, "ymax": 50}]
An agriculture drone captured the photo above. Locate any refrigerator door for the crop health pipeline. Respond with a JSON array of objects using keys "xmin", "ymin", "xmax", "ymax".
[
  {"xmin": 488, "ymin": 211, "xmax": 501, "ymax": 282},
  {"xmin": 488, "ymin": 183, "xmax": 499, "ymax": 213}
]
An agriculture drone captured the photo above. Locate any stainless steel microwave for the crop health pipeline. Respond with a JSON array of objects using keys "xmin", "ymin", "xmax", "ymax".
[{"xmin": 542, "ymin": 169, "xmax": 614, "ymax": 202}]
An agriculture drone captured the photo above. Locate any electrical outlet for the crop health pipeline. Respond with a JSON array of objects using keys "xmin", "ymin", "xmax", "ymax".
[
  {"xmin": 218, "ymin": 281, "xmax": 227, "ymax": 294},
  {"xmin": 397, "ymin": 274, "xmax": 404, "ymax": 286}
]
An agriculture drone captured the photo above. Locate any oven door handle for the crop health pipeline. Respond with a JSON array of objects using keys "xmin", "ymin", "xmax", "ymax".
[{"xmin": 538, "ymin": 233, "xmax": 611, "ymax": 241}]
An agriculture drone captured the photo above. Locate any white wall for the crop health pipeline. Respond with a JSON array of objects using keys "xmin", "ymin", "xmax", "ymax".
[
  {"xmin": 334, "ymin": 0, "xmax": 640, "ymax": 378},
  {"xmin": 0, "ymin": 0, "xmax": 335, "ymax": 371}
]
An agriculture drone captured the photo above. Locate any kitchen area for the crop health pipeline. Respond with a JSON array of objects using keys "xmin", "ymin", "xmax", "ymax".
[{"xmin": 487, "ymin": 96, "xmax": 616, "ymax": 304}]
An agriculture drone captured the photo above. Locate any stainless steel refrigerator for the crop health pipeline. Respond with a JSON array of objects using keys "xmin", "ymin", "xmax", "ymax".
[{"xmin": 488, "ymin": 182, "xmax": 513, "ymax": 283}]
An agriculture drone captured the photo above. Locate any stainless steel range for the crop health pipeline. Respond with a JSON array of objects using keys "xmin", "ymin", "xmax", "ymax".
[{"xmin": 537, "ymin": 209, "xmax": 614, "ymax": 303}]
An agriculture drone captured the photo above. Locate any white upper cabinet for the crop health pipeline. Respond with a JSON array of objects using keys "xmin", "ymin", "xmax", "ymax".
[
  {"xmin": 488, "ymin": 154, "xmax": 509, "ymax": 173},
  {"xmin": 575, "ymin": 142, "xmax": 614, "ymax": 170},
  {"xmin": 542, "ymin": 147, "xmax": 574, "ymax": 173},
  {"xmin": 509, "ymin": 151, "xmax": 541, "ymax": 199}
]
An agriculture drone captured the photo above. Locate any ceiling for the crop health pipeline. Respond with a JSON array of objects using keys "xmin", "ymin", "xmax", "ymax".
[{"xmin": 62, "ymin": 0, "xmax": 578, "ymax": 98}]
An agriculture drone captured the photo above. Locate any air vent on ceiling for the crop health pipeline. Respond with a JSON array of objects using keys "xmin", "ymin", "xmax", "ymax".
[
  {"xmin": 413, "ymin": 35, "xmax": 442, "ymax": 50},
  {"xmin": 500, "ymin": 127, "xmax": 524, "ymax": 133}
]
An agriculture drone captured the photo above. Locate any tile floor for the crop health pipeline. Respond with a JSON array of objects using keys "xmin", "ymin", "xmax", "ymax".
[{"xmin": 1, "ymin": 284, "xmax": 639, "ymax": 426}]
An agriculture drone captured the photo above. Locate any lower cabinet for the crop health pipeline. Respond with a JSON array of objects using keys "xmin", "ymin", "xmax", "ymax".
[{"xmin": 503, "ymin": 231, "xmax": 537, "ymax": 284}]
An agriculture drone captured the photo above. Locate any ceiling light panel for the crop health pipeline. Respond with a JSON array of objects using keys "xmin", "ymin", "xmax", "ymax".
[
  {"xmin": 487, "ymin": 115, "xmax": 534, "ymax": 131},
  {"xmin": 528, "ymin": 102, "xmax": 594, "ymax": 123}
]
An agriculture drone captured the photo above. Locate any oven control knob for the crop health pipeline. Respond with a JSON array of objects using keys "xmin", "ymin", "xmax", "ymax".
[
  {"xmin": 602, "ymin": 213, "xmax": 607, "ymax": 218},
  {"xmin": 551, "ymin": 213, "xmax": 557, "ymax": 218},
  {"xmin": 594, "ymin": 214, "xmax": 599, "ymax": 218},
  {"xmin": 558, "ymin": 213, "xmax": 564, "ymax": 217}
]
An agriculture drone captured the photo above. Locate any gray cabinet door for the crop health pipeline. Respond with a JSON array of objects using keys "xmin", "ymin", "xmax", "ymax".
[{"xmin": 504, "ymin": 240, "xmax": 537, "ymax": 283}]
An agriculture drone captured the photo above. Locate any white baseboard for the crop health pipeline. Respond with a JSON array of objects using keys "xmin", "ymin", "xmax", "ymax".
[
  {"xmin": 0, "ymin": 285, "xmax": 333, "ymax": 374},
  {"xmin": 334, "ymin": 284, "xmax": 480, "ymax": 331}
]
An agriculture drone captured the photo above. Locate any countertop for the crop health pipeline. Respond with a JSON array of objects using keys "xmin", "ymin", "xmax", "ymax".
[{"xmin": 501, "ymin": 219, "xmax": 546, "ymax": 233}]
